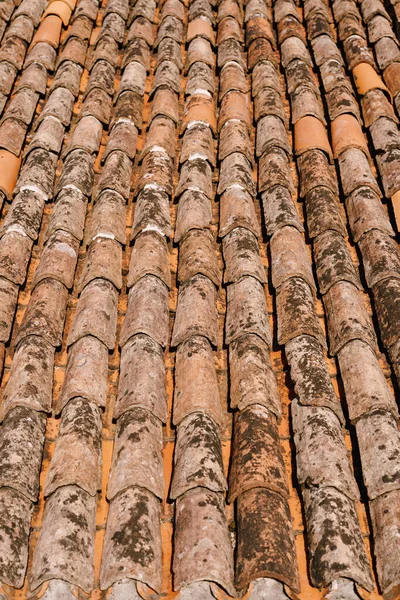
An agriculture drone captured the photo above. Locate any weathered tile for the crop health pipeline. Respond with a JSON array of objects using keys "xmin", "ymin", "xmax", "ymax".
[
  {"xmin": 117, "ymin": 60, "xmax": 146, "ymax": 97},
  {"xmin": 270, "ymin": 226, "xmax": 316, "ymax": 292},
  {"xmin": 108, "ymin": 407, "xmax": 164, "ymax": 500},
  {"xmin": 128, "ymin": 231, "xmax": 170, "ymax": 288},
  {"xmin": 286, "ymin": 335, "xmax": 344, "ymax": 422},
  {"xmin": 32, "ymin": 230, "xmax": 78, "ymax": 290},
  {"xmin": 346, "ymin": 186, "xmax": 394, "ymax": 242},
  {"xmin": 370, "ymin": 116, "xmax": 400, "ymax": 152},
  {"xmin": 258, "ymin": 148, "xmax": 294, "ymax": 195},
  {"xmin": 181, "ymin": 123, "xmax": 215, "ymax": 165},
  {"xmin": 15, "ymin": 149, "xmax": 57, "ymax": 200},
  {"xmin": 226, "ymin": 276, "xmax": 271, "ymax": 346},
  {"xmin": 338, "ymin": 339, "xmax": 397, "ymax": 421},
  {"xmin": 375, "ymin": 36, "xmax": 400, "ymax": 70},
  {"xmin": 45, "ymin": 398, "xmax": 102, "ymax": 497},
  {"xmin": 370, "ymin": 490, "xmax": 400, "ymax": 600},
  {"xmin": 26, "ymin": 117, "xmax": 65, "ymax": 157},
  {"xmin": 276, "ymin": 276, "xmax": 326, "ymax": 348},
  {"xmin": 261, "ymin": 186, "xmax": 303, "ymax": 237},
  {"xmin": 313, "ymin": 229, "xmax": 361, "ymax": 294},
  {"xmin": 136, "ymin": 151, "xmax": 173, "ymax": 196},
  {"xmin": 220, "ymin": 187, "xmax": 261, "ymax": 238},
  {"xmin": 174, "ymin": 488, "xmax": 234, "ymax": 595},
  {"xmin": 175, "ymin": 190, "xmax": 212, "ymax": 242},
  {"xmin": 236, "ymin": 488, "xmax": 299, "ymax": 592},
  {"xmin": 172, "ymin": 275, "xmax": 218, "ymax": 347},
  {"xmin": 112, "ymin": 90, "xmax": 143, "ymax": 131},
  {"xmin": 0, "ymin": 487, "xmax": 32, "ymax": 588},
  {"xmin": 131, "ymin": 187, "xmax": 172, "ymax": 239},
  {"xmin": 222, "ymin": 227, "xmax": 265, "ymax": 284},
  {"xmin": 373, "ymin": 276, "xmax": 400, "ymax": 349},
  {"xmin": 256, "ymin": 115, "xmax": 291, "ymax": 158},
  {"xmin": 298, "ymin": 149, "xmax": 338, "ymax": 197},
  {"xmin": 142, "ymin": 117, "xmax": 175, "ymax": 161},
  {"xmin": 229, "ymin": 405, "xmax": 288, "ymax": 503},
  {"xmin": 219, "ymin": 61, "xmax": 248, "ymax": 100},
  {"xmin": 218, "ymin": 152, "xmax": 255, "ymax": 196},
  {"xmin": 79, "ymin": 87, "xmax": 111, "ymax": 125},
  {"xmin": 291, "ymin": 85, "xmax": 326, "ymax": 124},
  {"xmin": 281, "ymin": 36, "xmax": 312, "ymax": 68},
  {"xmin": 50, "ymin": 61, "xmax": 83, "ymax": 97},
  {"xmin": 1, "ymin": 335, "xmax": 54, "ymax": 421},
  {"xmin": 343, "ymin": 34, "xmax": 375, "ymax": 70},
  {"xmin": 35, "ymin": 88, "xmax": 74, "ymax": 129},
  {"xmin": 129, "ymin": 0, "xmax": 155, "ymax": 22},
  {"xmin": 186, "ymin": 61, "xmax": 215, "ymax": 95},
  {"xmin": 100, "ymin": 487, "xmax": 162, "ymax": 592},
  {"xmin": 92, "ymin": 35, "xmax": 119, "ymax": 69},
  {"xmin": 311, "ymin": 33, "xmax": 343, "ymax": 65},
  {"xmin": 157, "ymin": 37, "xmax": 183, "ymax": 70},
  {"xmin": 0, "ymin": 231, "xmax": 33, "ymax": 285},
  {"xmin": 127, "ymin": 16, "xmax": 154, "ymax": 46},
  {"xmin": 85, "ymin": 59, "xmax": 116, "ymax": 97},
  {"xmin": 0, "ymin": 406, "xmax": 46, "ymax": 501},
  {"xmin": 115, "ymin": 334, "xmax": 167, "ymax": 422},
  {"xmin": 67, "ymin": 279, "xmax": 118, "ymax": 350},
  {"xmin": 303, "ymin": 486, "xmax": 373, "ymax": 590},
  {"xmin": 99, "ymin": 12, "xmax": 125, "ymax": 43},
  {"xmin": 57, "ymin": 335, "xmax": 109, "ymax": 414},
  {"xmin": 173, "ymin": 336, "xmax": 223, "ymax": 426},
  {"xmin": 47, "ymin": 187, "xmax": 87, "ymax": 242},
  {"xmin": 175, "ymin": 158, "xmax": 213, "ymax": 199},
  {"xmin": 219, "ymin": 120, "xmax": 253, "ymax": 164},
  {"xmin": 361, "ymin": 89, "xmax": 398, "ymax": 128},
  {"xmin": 0, "ymin": 61, "xmax": 17, "ymax": 96},
  {"xmin": 286, "ymin": 58, "xmax": 318, "ymax": 95},
  {"xmin": 87, "ymin": 190, "xmax": 126, "ymax": 246},
  {"xmin": 305, "ymin": 186, "xmax": 346, "ymax": 239},
  {"xmin": 103, "ymin": 121, "xmax": 138, "ymax": 162},
  {"xmin": 254, "ymin": 86, "xmax": 286, "ymax": 124},
  {"xmin": 30, "ymin": 485, "xmax": 96, "ymax": 593},
  {"xmin": 376, "ymin": 149, "xmax": 400, "ymax": 197},
  {"xmin": 219, "ymin": 38, "xmax": 247, "ymax": 70},
  {"xmin": 359, "ymin": 229, "xmax": 400, "ymax": 287},
  {"xmin": 324, "ymin": 281, "xmax": 376, "ymax": 355},
  {"xmin": 229, "ymin": 333, "xmax": 281, "ymax": 415},
  {"xmin": 181, "ymin": 93, "xmax": 216, "ymax": 133},
  {"xmin": 155, "ymin": 15, "xmax": 183, "ymax": 46},
  {"xmin": 97, "ymin": 150, "xmax": 132, "ymax": 200},
  {"xmin": 0, "ymin": 118, "xmax": 26, "ymax": 157},
  {"xmin": 63, "ymin": 116, "xmax": 102, "ymax": 159},
  {"xmin": 0, "ymin": 36, "xmax": 27, "ymax": 70},
  {"xmin": 105, "ymin": 0, "xmax": 128, "ymax": 19},
  {"xmin": 151, "ymin": 60, "xmax": 180, "ymax": 95},
  {"xmin": 55, "ymin": 149, "xmax": 94, "ymax": 197},
  {"xmin": 171, "ymin": 412, "xmax": 226, "ymax": 499},
  {"xmin": 15, "ymin": 278, "xmax": 68, "ymax": 348},
  {"xmin": 218, "ymin": 15, "xmax": 243, "ymax": 44},
  {"xmin": 79, "ymin": 237, "xmax": 122, "ymax": 292}
]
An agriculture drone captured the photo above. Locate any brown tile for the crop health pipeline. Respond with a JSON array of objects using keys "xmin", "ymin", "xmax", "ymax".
[
  {"xmin": 218, "ymin": 152, "xmax": 255, "ymax": 196},
  {"xmin": 154, "ymin": 13, "xmax": 183, "ymax": 46},
  {"xmin": 229, "ymin": 333, "xmax": 281, "ymax": 415},
  {"xmin": 314, "ymin": 229, "xmax": 362, "ymax": 294},
  {"xmin": 376, "ymin": 149, "xmax": 400, "ymax": 197},
  {"xmin": 361, "ymin": 0, "xmax": 390, "ymax": 21},
  {"xmin": 103, "ymin": 120, "xmax": 138, "ymax": 162},
  {"xmin": 97, "ymin": 150, "xmax": 132, "ymax": 200},
  {"xmin": 79, "ymin": 87, "xmax": 112, "ymax": 125},
  {"xmin": 361, "ymin": 89, "xmax": 398, "ymax": 128},
  {"xmin": 151, "ymin": 60, "xmax": 180, "ymax": 95},
  {"xmin": 368, "ymin": 15, "xmax": 396, "ymax": 44},
  {"xmin": 286, "ymin": 57, "xmax": 318, "ymax": 95},
  {"xmin": 16, "ymin": 278, "xmax": 68, "ymax": 348},
  {"xmin": 344, "ymin": 34, "xmax": 375, "ymax": 70},
  {"xmin": 246, "ymin": 18, "xmax": 275, "ymax": 49},
  {"xmin": 174, "ymin": 488, "xmax": 234, "ymax": 595},
  {"xmin": 157, "ymin": 37, "xmax": 183, "ymax": 70},
  {"xmin": 189, "ymin": 0, "xmax": 215, "ymax": 22},
  {"xmin": 319, "ymin": 58, "xmax": 348, "ymax": 93},
  {"xmin": 281, "ymin": 36, "xmax": 312, "ymax": 68},
  {"xmin": 245, "ymin": 0, "xmax": 269, "ymax": 21},
  {"xmin": 370, "ymin": 490, "xmax": 400, "ymax": 600},
  {"xmin": 64, "ymin": 14, "xmax": 93, "ymax": 42},
  {"xmin": 373, "ymin": 276, "xmax": 400, "ymax": 349},
  {"xmin": 85, "ymin": 59, "xmax": 115, "ymax": 97},
  {"xmin": 105, "ymin": 0, "xmax": 128, "ymax": 19},
  {"xmin": 160, "ymin": 0, "xmax": 185, "ymax": 21},
  {"xmin": 0, "ymin": 150, "xmax": 21, "ymax": 200},
  {"xmin": 0, "ymin": 0, "xmax": 14, "ymax": 21},
  {"xmin": 219, "ymin": 61, "xmax": 249, "ymax": 99},
  {"xmin": 219, "ymin": 38, "xmax": 247, "ymax": 70},
  {"xmin": 175, "ymin": 189, "xmax": 213, "ymax": 242},
  {"xmin": 55, "ymin": 148, "xmax": 94, "ymax": 197},
  {"xmin": 217, "ymin": 15, "xmax": 243, "ymax": 44},
  {"xmin": 187, "ymin": 18, "xmax": 215, "ymax": 45},
  {"xmin": 32, "ymin": 230, "xmax": 79, "ymax": 290},
  {"xmin": 0, "ymin": 36, "xmax": 26, "ymax": 70},
  {"xmin": 129, "ymin": 0, "xmax": 155, "ymax": 22},
  {"xmin": 176, "ymin": 157, "xmax": 213, "ymax": 199},
  {"xmin": 274, "ymin": 0, "xmax": 300, "ymax": 21},
  {"xmin": 150, "ymin": 87, "xmax": 179, "ymax": 124},
  {"xmin": 0, "ymin": 488, "xmax": 32, "ymax": 587},
  {"xmin": 181, "ymin": 93, "xmax": 216, "ymax": 133},
  {"xmin": 236, "ymin": 487, "xmax": 300, "ymax": 592},
  {"xmin": 36, "ymin": 87, "xmax": 74, "ymax": 128},
  {"xmin": 92, "ymin": 35, "xmax": 119, "ymax": 68},
  {"xmin": 359, "ymin": 229, "xmax": 400, "ymax": 287},
  {"xmin": 0, "ymin": 189, "xmax": 44, "ymax": 240},
  {"xmin": 56, "ymin": 335, "xmax": 108, "ymax": 414},
  {"xmin": 0, "ymin": 118, "xmax": 26, "ymax": 157},
  {"xmin": 6, "ymin": 15, "xmax": 34, "ymax": 45},
  {"xmin": 30, "ymin": 485, "xmax": 96, "ymax": 592},
  {"xmin": 87, "ymin": 189, "xmax": 126, "ymax": 246},
  {"xmin": 291, "ymin": 85, "xmax": 326, "ymax": 124},
  {"xmin": 229, "ymin": 405, "xmax": 289, "ymax": 503},
  {"xmin": 0, "ymin": 231, "xmax": 33, "ymax": 285},
  {"xmin": 285, "ymin": 334, "xmax": 344, "ymax": 422},
  {"xmin": 302, "ymin": 486, "xmax": 373, "ymax": 590},
  {"xmin": 98, "ymin": 12, "xmax": 125, "ymax": 43},
  {"xmin": 120, "ymin": 275, "xmax": 169, "ymax": 348},
  {"xmin": 270, "ymin": 225, "xmax": 316, "ymax": 292},
  {"xmin": 256, "ymin": 115, "xmax": 291, "ymax": 158},
  {"xmin": 128, "ymin": 231, "xmax": 170, "ymax": 289},
  {"xmin": 43, "ymin": 0, "xmax": 72, "ymax": 24},
  {"xmin": 171, "ymin": 412, "xmax": 226, "ymax": 499},
  {"xmin": 108, "ymin": 408, "xmax": 164, "ymax": 500},
  {"xmin": 79, "ymin": 237, "xmax": 122, "ymax": 292},
  {"xmin": 226, "ymin": 276, "xmax": 271, "ymax": 346},
  {"xmin": 375, "ymin": 37, "xmax": 400, "ymax": 70},
  {"xmin": 298, "ymin": 149, "xmax": 338, "ymax": 197},
  {"xmin": 173, "ymin": 336, "xmax": 223, "ymax": 426},
  {"xmin": 333, "ymin": 0, "xmax": 359, "ymax": 21},
  {"xmin": 131, "ymin": 187, "xmax": 172, "ymax": 239},
  {"xmin": 349, "ymin": 188, "xmax": 394, "ymax": 244},
  {"xmin": 218, "ymin": 0, "xmax": 243, "ymax": 22},
  {"xmin": 276, "ymin": 276, "xmax": 326, "ymax": 348},
  {"xmin": 180, "ymin": 123, "xmax": 215, "ymax": 165},
  {"xmin": 278, "ymin": 14, "xmax": 307, "ymax": 44},
  {"xmin": 100, "ymin": 487, "xmax": 162, "ymax": 591},
  {"xmin": 219, "ymin": 90, "xmax": 251, "ymax": 130},
  {"xmin": 178, "ymin": 228, "xmax": 220, "ymax": 286},
  {"xmin": 57, "ymin": 35, "xmax": 87, "ymax": 68},
  {"xmin": 26, "ymin": 117, "xmax": 65, "ymax": 157},
  {"xmin": 31, "ymin": 14, "xmax": 62, "ymax": 47},
  {"xmin": 219, "ymin": 187, "xmax": 261, "ymax": 238},
  {"xmin": 293, "ymin": 400, "xmax": 359, "ymax": 499},
  {"xmin": 114, "ymin": 334, "xmax": 168, "ymax": 422},
  {"xmin": 0, "ymin": 406, "xmax": 46, "ymax": 501},
  {"xmin": 48, "ymin": 187, "xmax": 87, "ymax": 242},
  {"xmin": 370, "ymin": 115, "xmax": 400, "ymax": 151},
  {"xmin": 74, "ymin": 0, "xmax": 98, "ymax": 21},
  {"xmin": 186, "ymin": 61, "xmax": 215, "ymax": 95},
  {"xmin": 222, "ymin": 227, "xmax": 266, "ymax": 284},
  {"xmin": 63, "ymin": 115, "xmax": 102, "ymax": 159},
  {"xmin": 304, "ymin": 0, "xmax": 332, "ymax": 21},
  {"xmin": 258, "ymin": 148, "xmax": 294, "ymax": 194},
  {"xmin": 0, "ymin": 61, "xmax": 17, "ymax": 96},
  {"xmin": 311, "ymin": 33, "xmax": 343, "ymax": 65},
  {"xmin": 136, "ymin": 151, "xmax": 173, "ymax": 196},
  {"xmin": 1, "ymin": 336, "xmax": 54, "ymax": 421},
  {"xmin": 45, "ymin": 398, "xmax": 102, "ymax": 497},
  {"xmin": 67, "ymin": 278, "xmax": 118, "ymax": 350},
  {"xmin": 261, "ymin": 185, "xmax": 304, "ymax": 235},
  {"xmin": 50, "ymin": 60, "xmax": 82, "ymax": 97},
  {"xmin": 383, "ymin": 61, "xmax": 400, "ymax": 98},
  {"xmin": 127, "ymin": 17, "xmax": 154, "ymax": 48},
  {"xmin": 338, "ymin": 13, "xmax": 366, "ymax": 41},
  {"xmin": 307, "ymin": 12, "xmax": 332, "ymax": 39},
  {"xmin": 338, "ymin": 147, "xmax": 380, "ymax": 196}
]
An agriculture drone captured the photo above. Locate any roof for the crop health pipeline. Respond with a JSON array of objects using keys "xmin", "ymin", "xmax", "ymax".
[{"xmin": 0, "ymin": 0, "xmax": 399, "ymax": 597}]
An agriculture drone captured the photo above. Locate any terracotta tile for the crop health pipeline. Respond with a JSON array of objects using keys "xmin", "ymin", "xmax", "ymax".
[
  {"xmin": 376, "ymin": 149, "xmax": 400, "ymax": 197},
  {"xmin": 187, "ymin": 18, "xmax": 215, "ymax": 45},
  {"xmin": 218, "ymin": 0, "xmax": 243, "ymax": 22},
  {"xmin": 14, "ymin": 0, "xmax": 45, "ymax": 27},
  {"xmin": 131, "ymin": 187, "xmax": 172, "ymax": 239},
  {"xmin": 150, "ymin": 87, "xmax": 179, "ymax": 124},
  {"xmin": 67, "ymin": 278, "xmax": 118, "ymax": 349},
  {"xmin": 274, "ymin": 0, "xmax": 300, "ymax": 22},
  {"xmin": 276, "ymin": 276, "xmax": 326, "ymax": 348},
  {"xmin": 217, "ymin": 15, "xmax": 243, "ymax": 44},
  {"xmin": 219, "ymin": 61, "xmax": 249, "ymax": 99},
  {"xmin": 302, "ymin": 487, "xmax": 373, "ymax": 590},
  {"xmin": 294, "ymin": 115, "xmax": 332, "ymax": 160},
  {"xmin": 0, "ymin": 0, "xmax": 14, "ymax": 21},
  {"xmin": 136, "ymin": 151, "xmax": 173, "ymax": 196},
  {"xmin": 79, "ymin": 237, "xmax": 122, "ymax": 291},
  {"xmin": 368, "ymin": 14, "xmax": 396, "ymax": 43},
  {"xmin": 259, "ymin": 148, "xmax": 294, "ymax": 195},
  {"xmin": 188, "ymin": 0, "xmax": 214, "ymax": 22},
  {"xmin": 32, "ymin": 230, "xmax": 79, "ymax": 290},
  {"xmin": 346, "ymin": 185, "xmax": 394, "ymax": 241},
  {"xmin": 64, "ymin": 14, "xmax": 93, "ymax": 42},
  {"xmin": 56, "ymin": 335, "xmax": 108, "ymax": 414},
  {"xmin": 173, "ymin": 336, "xmax": 223, "ymax": 426},
  {"xmin": 222, "ymin": 227, "xmax": 265, "ymax": 283},
  {"xmin": 0, "ymin": 150, "xmax": 21, "ymax": 200},
  {"xmin": 47, "ymin": 187, "xmax": 87, "ymax": 242},
  {"xmin": 219, "ymin": 187, "xmax": 260, "ymax": 238},
  {"xmin": 1, "ymin": 336, "xmax": 54, "ymax": 420},
  {"xmin": 229, "ymin": 333, "xmax": 281, "ymax": 415},
  {"xmin": 218, "ymin": 152, "xmax": 255, "ymax": 196},
  {"xmin": 26, "ymin": 117, "xmax": 65, "ymax": 158},
  {"xmin": 128, "ymin": 0, "xmax": 155, "ymax": 23},
  {"xmin": 63, "ymin": 115, "xmax": 102, "ymax": 159},
  {"xmin": 219, "ymin": 90, "xmax": 251, "ymax": 130},
  {"xmin": 338, "ymin": 14, "xmax": 366, "ymax": 41},
  {"xmin": 0, "ymin": 36, "xmax": 27, "ymax": 70},
  {"xmin": 0, "ymin": 406, "xmax": 46, "ymax": 501},
  {"xmin": 286, "ymin": 58, "xmax": 318, "ymax": 95},
  {"xmin": 32, "ymin": 14, "xmax": 62, "ymax": 47},
  {"xmin": 358, "ymin": 228, "xmax": 400, "ymax": 287},
  {"xmin": 248, "ymin": 37, "xmax": 277, "ymax": 70},
  {"xmin": 128, "ymin": 231, "xmax": 170, "ymax": 289},
  {"xmin": 181, "ymin": 93, "xmax": 216, "ymax": 132},
  {"xmin": 97, "ymin": 150, "xmax": 132, "ymax": 200},
  {"xmin": 314, "ymin": 229, "xmax": 361, "ymax": 294},
  {"xmin": 307, "ymin": 12, "xmax": 332, "ymax": 39},
  {"xmin": 236, "ymin": 488, "xmax": 299, "ymax": 592},
  {"xmin": 74, "ymin": 0, "xmax": 98, "ymax": 21},
  {"xmin": 43, "ymin": 0, "xmax": 72, "ymax": 24},
  {"xmin": 80, "ymin": 86, "xmax": 112, "ymax": 124},
  {"xmin": 114, "ymin": 334, "xmax": 168, "ymax": 422},
  {"xmin": 298, "ymin": 149, "xmax": 338, "ymax": 197},
  {"xmin": 151, "ymin": 60, "xmax": 180, "ymax": 96},
  {"xmin": 171, "ymin": 412, "xmax": 226, "ymax": 499},
  {"xmin": 218, "ymin": 38, "xmax": 247, "ymax": 70},
  {"xmin": 246, "ymin": 16, "xmax": 275, "ymax": 47},
  {"xmin": 270, "ymin": 225, "xmax": 316, "ymax": 292},
  {"xmin": 326, "ymin": 84, "xmax": 362, "ymax": 121},
  {"xmin": 338, "ymin": 147, "xmax": 380, "ymax": 196},
  {"xmin": 370, "ymin": 115, "xmax": 400, "ymax": 151},
  {"xmin": 0, "ymin": 118, "xmax": 26, "ymax": 157},
  {"xmin": 175, "ymin": 189, "xmax": 212, "ymax": 242},
  {"xmin": 245, "ymin": 0, "xmax": 269, "ymax": 21},
  {"xmin": 103, "ymin": 120, "xmax": 138, "ymax": 162},
  {"xmin": 370, "ymin": 490, "xmax": 400, "ymax": 599},
  {"xmin": 36, "ymin": 87, "xmax": 74, "ymax": 129},
  {"xmin": 161, "ymin": 0, "xmax": 184, "ymax": 21},
  {"xmin": 0, "ymin": 231, "xmax": 33, "ymax": 285},
  {"xmin": 186, "ymin": 37, "xmax": 215, "ymax": 71},
  {"xmin": 173, "ymin": 488, "xmax": 234, "ymax": 595},
  {"xmin": 56, "ymin": 149, "xmax": 94, "ymax": 198},
  {"xmin": 186, "ymin": 61, "xmax": 215, "ymax": 96},
  {"xmin": 176, "ymin": 157, "xmax": 213, "ymax": 199},
  {"xmin": 332, "ymin": 0, "xmax": 359, "ymax": 22},
  {"xmin": 281, "ymin": 36, "xmax": 312, "ymax": 68},
  {"xmin": 229, "ymin": 405, "xmax": 288, "ymax": 503},
  {"xmin": 178, "ymin": 228, "xmax": 220, "ymax": 286},
  {"xmin": 261, "ymin": 185, "xmax": 304, "ymax": 236},
  {"xmin": 30, "ymin": 485, "xmax": 96, "ymax": 592},
  {"xmin": 226, "ymin": 276, "xmax": 271, "ymax": 346},
  {"xmin": 375, "ymin": 37, "xmax": 400, "ymax": 71},
  {"xmin": 0, "ymin": 61, "xmax": 17, "ymax": 96},
  {"xmin": 45, "ymin": 398, "xmax": 102, "ymax": 496},
  {"xmin": 1, "ymin": 190, "xmax": 44, "ymax": 240},
  {"xmin": 181, "ymin": 123, "xmax": 215, "ymax": 165},
  {"xmin": 291, "ymin": 85, "xmax": 326, "ymax": 124},
  {"xmin": 172, "ymin": 274, "xmax": 218, "ymax": 346},
  {"xmin": 278, "ymin": 14, "xmax": 306, "ymax": 44},
  {"xmin": 285, "ymin": 334, "xmax": 344, "ymax": 422},
  {"xmin": 127, "ymin": 16, "xmax": 154, "ymax": 46},
  {"xmin": 303, "ymin": 0, "xmax": 332, "ymax": 22},
  {"xmin": 0, "ymin": 488, "xmax": 32, "ymax": 587}
]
